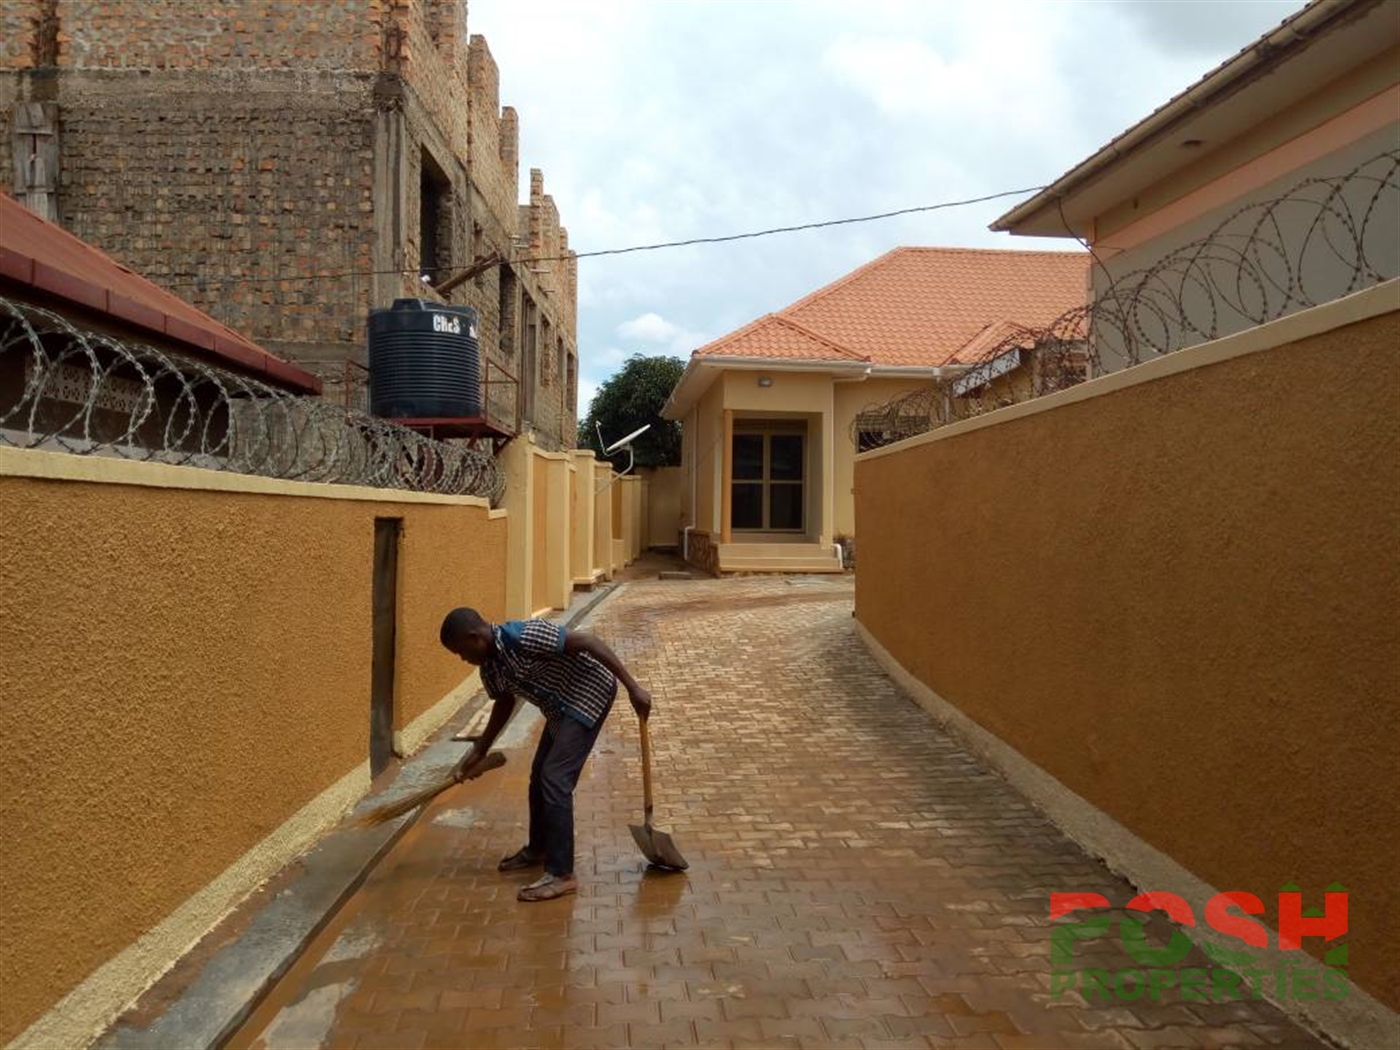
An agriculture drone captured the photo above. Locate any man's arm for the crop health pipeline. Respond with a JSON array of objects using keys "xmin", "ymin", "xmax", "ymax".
[
  {"xmin": 454, "ymin": 693, "xmax": 515, "ymax": 780},
  {"xmin": 564, "ymin": 630, "xmax": 652, "ymax": 719}
]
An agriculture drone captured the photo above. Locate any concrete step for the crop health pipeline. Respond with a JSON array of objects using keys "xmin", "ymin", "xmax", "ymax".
[
  {"xmin": 721, "ymin": 562, "xmax": 845, "ymax": 574},
  {"xmin": 717, "ymin": 542, "xmax": 844, "ymax": 573},
  {"xmin": 720, "ymin": 543, "xmax": 833, "ymax": 557},
  {"xmin": 720, "ymin": 554, "xmax": 844, "ymax": 573}
]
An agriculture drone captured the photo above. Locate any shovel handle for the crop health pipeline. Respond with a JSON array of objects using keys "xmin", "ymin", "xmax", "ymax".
[{"xmin": 638, "ymin": 717, "xmax": 654, "ymax": 822}]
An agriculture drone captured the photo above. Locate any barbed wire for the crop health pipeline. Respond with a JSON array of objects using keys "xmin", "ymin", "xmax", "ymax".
[
  {"xmin": 853, "ymin": 149, "xmax": 1400, "ymax": 450},
  {"xmin": 0, "ymin": 298, "xmax": 506, "ymax": 505}
]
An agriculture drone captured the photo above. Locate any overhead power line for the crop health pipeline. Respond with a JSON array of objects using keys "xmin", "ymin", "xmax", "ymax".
[
  {"xmin": 546, "ymin": 185, "xmax": 1048, "ymax": 262},
  {"xmin": 166, "ymin": 185, "xmax": 1046, "ymax": 290}
]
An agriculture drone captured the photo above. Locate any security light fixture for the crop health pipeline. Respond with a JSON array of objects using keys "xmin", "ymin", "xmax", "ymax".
[{"xmin": 758, "ymin": 376, "xmax": 773, "ymax": 387}]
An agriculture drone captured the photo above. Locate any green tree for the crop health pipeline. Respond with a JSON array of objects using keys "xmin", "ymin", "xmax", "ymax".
[{"xmin": 578, "ymin": 354, "xmax": 685, "ymax": 469}]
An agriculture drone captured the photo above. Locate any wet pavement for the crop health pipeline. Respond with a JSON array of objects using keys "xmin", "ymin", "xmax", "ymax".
[{"xmin": 228, "ymin": 577, "xmax": 1323, "ymax": 1049}]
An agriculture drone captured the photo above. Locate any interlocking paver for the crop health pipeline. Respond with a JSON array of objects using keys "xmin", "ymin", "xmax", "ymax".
[{"xmin": 230, "ymin": 578, "xmax": 1325, "ymax": 1050}]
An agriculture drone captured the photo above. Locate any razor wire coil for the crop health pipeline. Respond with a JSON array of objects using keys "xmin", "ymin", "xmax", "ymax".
[
  {"xmin": 0, "ymin": 298, "xmax": 506, "ymax": 505},
  {"xmin": 854, "ymin": 150, "xmax": 1400, "ymax": 450}
]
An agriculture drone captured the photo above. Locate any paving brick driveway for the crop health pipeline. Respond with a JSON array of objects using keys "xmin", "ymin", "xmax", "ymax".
[{"xmin": 232, "ymin": 577, "xmax": 1322, "ymax": 1050}]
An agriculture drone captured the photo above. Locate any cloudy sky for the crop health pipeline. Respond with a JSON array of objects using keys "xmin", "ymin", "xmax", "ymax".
[{"xmin": 470, "ymin": 0, "xmax": 1303, "ymax": 413}]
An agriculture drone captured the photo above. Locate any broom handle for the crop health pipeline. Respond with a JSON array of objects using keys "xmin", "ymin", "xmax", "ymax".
[{"xmin": 638, "ymin": 717, "xmax": 654, "ymax": 823}]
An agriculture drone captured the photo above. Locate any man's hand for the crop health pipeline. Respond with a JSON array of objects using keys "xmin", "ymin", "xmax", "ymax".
[
  {"xmin": 453, "ymin": 745, "xmax": 487, "ymax": 782},
  {"xmin": 629, "ymin": 685, "xmax": 653, "ymax": 721}
]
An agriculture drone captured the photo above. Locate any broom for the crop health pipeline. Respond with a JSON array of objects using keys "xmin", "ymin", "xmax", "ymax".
[{"xmin": 356, "ymin": 750, "xmax": 506, "ymax": 827}]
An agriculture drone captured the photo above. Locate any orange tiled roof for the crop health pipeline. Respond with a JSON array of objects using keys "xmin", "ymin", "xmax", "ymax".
[
  {"xmin": 693, "ymin": 313, "xmax": 869, "ymax": 363},
  {"xmin": 947, "ymin": 319, "xmax": 1040, "ymax": 365},
  {"xmin": 692, "ymin": 247, "xmax": 1088, "ymax": 368}
]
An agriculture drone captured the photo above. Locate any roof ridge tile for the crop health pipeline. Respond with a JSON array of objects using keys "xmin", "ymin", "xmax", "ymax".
[{"xmin": 771, "ymin": 315, "xmax": 870, "ymax": 362}]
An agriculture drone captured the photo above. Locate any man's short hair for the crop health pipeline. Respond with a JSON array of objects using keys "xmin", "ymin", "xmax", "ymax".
[{"xmin": 440, "ymin": 607, "xmax": 487, "ymax": 647}]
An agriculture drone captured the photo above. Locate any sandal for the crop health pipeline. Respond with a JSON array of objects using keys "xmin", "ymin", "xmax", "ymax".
[
  {"xmin": 518, "ymin": 873, "xmax": 578, "ymax": 902},
  {"xmin": 497, "ymin": 846, "xmax": 544, "ymax": 873}
]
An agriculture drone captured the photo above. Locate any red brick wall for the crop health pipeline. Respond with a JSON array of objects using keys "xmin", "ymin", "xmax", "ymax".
[
  {"xmin": 0, "ymin": 0, "xmax": 580, "ymax": 448},
  {"xmin": 51, "ymin": 0, "xmax": 382, "ymax": 71}
]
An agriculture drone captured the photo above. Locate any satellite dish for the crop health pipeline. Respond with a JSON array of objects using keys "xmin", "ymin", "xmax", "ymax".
[
  {"xmin": 604, "ymin": 424, "xmax": 651, "ymax": 454},
  {"xmin": 593, "ymin": 422, "xmax": 654, "ymax": 493}
]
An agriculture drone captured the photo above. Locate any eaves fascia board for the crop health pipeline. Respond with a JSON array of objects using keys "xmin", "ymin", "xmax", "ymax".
[{"xmin": 989, "ymin": 0, "xmax": 1365, "ymax": 235}]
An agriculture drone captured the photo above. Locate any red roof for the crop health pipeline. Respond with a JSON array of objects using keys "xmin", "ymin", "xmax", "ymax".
[
  {"xmin": 690, "ymin": 313, "xmax": 870, "ymax": 363},
  {"xmin": 946, "ymin": 319, "xmax": 1040, "ymax": 365},
  {"xmin": 692, "ymin": 246, "xmax": 1089, "ymax": 368},
  {"xmin": 0, "ymin": 194, "xmax": 320, "ymax": 394}
]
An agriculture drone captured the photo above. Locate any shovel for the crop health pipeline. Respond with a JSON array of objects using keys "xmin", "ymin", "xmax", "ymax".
[{"xmin": 629, "ymin": 717, "xmax": 688, "ymax": 871}]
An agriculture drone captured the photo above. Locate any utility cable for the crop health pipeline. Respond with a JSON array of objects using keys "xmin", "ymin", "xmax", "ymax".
[{"xmin": 165, "ymin": 185, "xmax": 1046, "ymax": 289}]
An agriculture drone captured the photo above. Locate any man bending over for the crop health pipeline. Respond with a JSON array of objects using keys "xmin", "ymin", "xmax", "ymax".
[{"xmin": 440, "ymin": 609, "xmax": 652, "ymax": 902}]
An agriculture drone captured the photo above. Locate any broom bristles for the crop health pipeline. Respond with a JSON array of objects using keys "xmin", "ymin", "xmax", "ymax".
[
  {"xmin": 356, "ymin": 751, "xmax": 506, "ymax": 827},
  {"xmin": 357, "ymin": 775, "xmax": 457, "ymax": 826}
]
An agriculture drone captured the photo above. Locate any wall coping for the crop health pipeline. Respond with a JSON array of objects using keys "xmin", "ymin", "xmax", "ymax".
[
  {"xmin": 0, "ymin": 446, "xmax": 495, "ymax": 509},
  {"xmin": 857, "ymin": 278, "xmax": 1400, "ymax": 462},
  {"xmin": 531, "ymin": 448, "xmax": 574, "ymax": 462}
]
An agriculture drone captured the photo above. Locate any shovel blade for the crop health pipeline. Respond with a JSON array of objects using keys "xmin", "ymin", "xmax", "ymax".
[{"xmin": 629, "ymin": 822, "xmax": 688, "ymax": 871}]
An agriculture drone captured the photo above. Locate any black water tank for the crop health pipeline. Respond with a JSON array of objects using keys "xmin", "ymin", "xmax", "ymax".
[{"xmin": 367, "ymin": 299, "xmax": 481, "ymax": 419}]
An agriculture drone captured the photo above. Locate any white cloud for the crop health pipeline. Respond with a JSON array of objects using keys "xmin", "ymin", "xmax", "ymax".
[
  {"xmin": 616, "ymin": 312, "xmax": 678, "ymax": 343},
  {"xmin": 587, "ymin": 346, "xmax": 628, "ymax": 371},
  {"xmin": 614, "ymin": 312, "xmax": 709, "ymax": 354}
]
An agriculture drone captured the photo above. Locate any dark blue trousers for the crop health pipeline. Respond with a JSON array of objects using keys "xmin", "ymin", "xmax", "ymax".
[{"xmin": 527, "ymin": 703, "xmax": 612, "ymax": 877}]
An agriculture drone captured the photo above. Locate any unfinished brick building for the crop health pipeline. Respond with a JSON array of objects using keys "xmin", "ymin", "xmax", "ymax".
[{"xmin": 0, "ymin": 0, "xmax": 578, "ymax": 448}]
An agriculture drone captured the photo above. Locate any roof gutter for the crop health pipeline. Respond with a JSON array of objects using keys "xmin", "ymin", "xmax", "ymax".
[
  {"xmin": 662, "ymin": 356, "xmax": 955, "ymax": 419},
  {"xmin": 990, "ymin": 0, "xmax": 1368, "ymax": 234}
]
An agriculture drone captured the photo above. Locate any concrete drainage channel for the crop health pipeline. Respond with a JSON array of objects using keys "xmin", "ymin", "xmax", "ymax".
[{"xmin": 95, "ymin": 584, "xmax": 622, "ymax": 1050}]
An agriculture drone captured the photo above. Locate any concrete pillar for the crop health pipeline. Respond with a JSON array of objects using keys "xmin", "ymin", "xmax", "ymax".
[
  {"xmin": 616, "ymin": 484, "xmax": 632, "ymax": 576},
  {"xmin": 544, "ymin": 454, "xmax": 571, "ymax": 610},
  {"xmin": 499, "ymin": 436, "xmax": 535, "ymax": 619},
  {"xmin": 627, "ymin": 476, "xmax": 643, "ymax": 562},
  {"xmin": 593, "ymin": 461, "xmax": 613, "ymax": 581},
  {"xmin": 570, "ymin": 450, "xmax": 596, "ymax": 587},
  {"xmin": 820, "ymin": 392, "xmax": 836, "ymax": 547},
  {"xmin": 721, "ymin": 408, "xmax": 733, "ymax": 544},
  {"xmin": 530, "ymin": 449, "xmax": 549, "ymax": 614}
]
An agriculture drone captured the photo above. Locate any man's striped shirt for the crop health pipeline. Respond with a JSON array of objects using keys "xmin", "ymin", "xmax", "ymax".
[{"xmin": 481, "ymin": 620, "xmax": 617, "ymax": 728}]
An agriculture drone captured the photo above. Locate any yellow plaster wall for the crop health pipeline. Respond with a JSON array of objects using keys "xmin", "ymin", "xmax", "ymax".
[
  {"xmin": 644, "ymin": 466, "xmax": 684, "ymax": 549},
  {"xmin": 692, "ymin": 381, "xmax": 724, "ymax": 533},
  {"xmin": 537, "ymin": 453, "xmax": 572, "ymax": 611},
  {"xmin": 499, "ymin": 436, "xmax": 535, "ymax": 619},
  {"xmin": 854, "ymin": 299, "xmax": 1400, "ymax": 1011},
  {"xmin": 592, "ymin": 461, "xmax": 612, "ymax": 580},
  {"xmin": 833, "ymin": 377, "xmax": 936, "ymax": 537},
  {"xmin": 721, "ymin": 369, "xmax": 831, "ymax": 413},
  {"xmin": 530, "ymin": 452, "xmax": 550, "ymax": 614},
  {"xmin": 621, "ymin": 476, "xmax": 640, "ymax": 562},
  {"xmin": 0, "ymin": 458, "xmax": 506, "ymax": 1044},
  {"xmin": 569, "ymin": 451, "xmax": 597, "ymax": 583}
]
